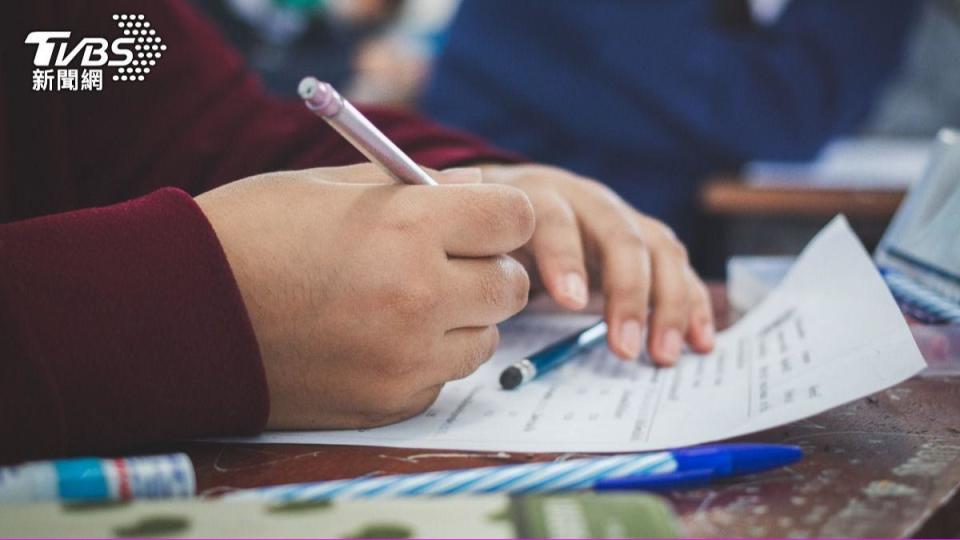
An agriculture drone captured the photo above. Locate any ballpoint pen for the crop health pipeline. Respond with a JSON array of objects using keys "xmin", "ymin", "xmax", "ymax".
[
  {"xmin": 500, "ymin": 320, "xmax": 609, "ymax": 389},
  {"xmin": 223, "ymin": 443, "xmax": 801, "ymax": 502},
  {"xmin": 298, "ymin": 76, "xmax": 438, "ymax": 186},
  {"xmin": 593, "ymin": 443, "xmax": 801, "ymax": 491}
]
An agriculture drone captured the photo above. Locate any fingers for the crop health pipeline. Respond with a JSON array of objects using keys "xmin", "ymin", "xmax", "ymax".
[
  {"xmin": 358, "ymin": 384, "xmax": 445, "ymax": 429},
  {"xmin": 443, "ymin": 255, "xmax": 530, "ymax": 328},
  {"xmin": 295, "ymin": 163, "xmax": 482, "ymax": 185},
  {"xmin": 684, "ymin": 268, "xmax": 716, "ymax": 353},
  {"xmin": 558, "ymin": 184, "xmax": 654, "ymax": 360},
  {"xmin": 565, "ymin": 184, "xmax": 710, "ymax": 365},
  {"xmin": 432, "ymin": 167, "xmax": 484, "ymax": 184},
  {"xmin": 645, "ymin": 230, "xmax": 692, "ymax": 366},
  {"xmin": 525, "ymin": 190, "xmax": 589, "ymax": 309},
  {"xmin": 301, "ymin": 163, "xmax": 396, "ymax": 185},
  {"xmin": 406, "ymin": 184, "xmax": 535, "ymax": 257},
  {"xmin": 599, "ymin": 226, "xmax": 653, "ymax": 361},
  {"xmin": 434, "ymin": 325, "xmax": 501, "ymax": 383},
  {"xmin": 299, "ymin": 165, "xmax": 529, "ymax": 258}
]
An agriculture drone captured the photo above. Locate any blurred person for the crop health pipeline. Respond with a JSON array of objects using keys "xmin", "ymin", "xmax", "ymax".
[
  {"xmin": 346, "ymin": 0, "xmax": 461, "ymax": 107},
  {"xmin": 193, "ymin": 0, "xmax": 402, "ymax": 93},
  {"xmin": 421, "ymin": 0, "xmax": 920, "ymax": 258},
  {"xmin": 864, "ymin": 0, "xmax": 960, "ymax": 135},
  {"xmin": 198, "ymin": 0, "xmax": 460, "ymax": 107}
]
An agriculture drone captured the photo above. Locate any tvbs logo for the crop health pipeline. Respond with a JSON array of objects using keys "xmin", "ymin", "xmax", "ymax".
[{"xmin": 26, "ymin": 14, "xmax": 165, "ymax": 91}]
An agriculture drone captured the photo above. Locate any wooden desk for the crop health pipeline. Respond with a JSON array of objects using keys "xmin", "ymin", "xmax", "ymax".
[
  {"xmin": 700, "ymin": 176, "xmax": 905, "ymax": 219},
  {"xmin": 180, "ymin": 287, "xmax": 960, "ymax": 537}
]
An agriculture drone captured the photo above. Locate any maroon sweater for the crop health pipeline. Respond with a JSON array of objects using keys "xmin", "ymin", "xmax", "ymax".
[{"xmin": 0, "ymin": 1, "xmax": 515, "ymax": 464}]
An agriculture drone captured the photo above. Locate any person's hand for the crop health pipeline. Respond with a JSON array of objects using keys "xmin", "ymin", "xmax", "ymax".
[
  {"xmin": 480, "ymin": 164, "xmax": 714, "ymax": 366},
  {"xmin": 194, "ymin": 164, "xmax": 534, "ymax": 429}
]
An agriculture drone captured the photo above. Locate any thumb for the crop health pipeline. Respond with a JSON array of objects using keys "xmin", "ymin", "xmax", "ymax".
[{"xmin": 432, "ymin": 167, "xmax": 484, "ymax": 184}]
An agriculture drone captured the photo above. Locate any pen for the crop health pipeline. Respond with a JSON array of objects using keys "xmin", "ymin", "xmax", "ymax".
[
  {"xmin": 500, "ymin": 320, "xmax": 608, "ymax": 389},
  {"xmin": 298, "ymin": 76, "xmax": 438, "ymax": 186},
  {"xmin": 593, "ymin": 443, "xmax": 801, "ymax": 491},
  {"xmin": 223, "ymin": 443, "xmax": 801, "ymax": 502},
  {"xmin": 0, "ymin": 453, "xmax": 195, "ymax": 503}
]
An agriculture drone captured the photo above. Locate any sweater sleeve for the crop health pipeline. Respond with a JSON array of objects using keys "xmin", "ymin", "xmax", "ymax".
[{"xmin": 0, "ymin": 189, "xmax": 268, "ymax": 464}]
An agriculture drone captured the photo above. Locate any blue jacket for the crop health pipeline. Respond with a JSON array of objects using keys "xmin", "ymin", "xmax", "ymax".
[{"xmin": 421, "ymin": 0, "xmax": 918, "ymax": 239}]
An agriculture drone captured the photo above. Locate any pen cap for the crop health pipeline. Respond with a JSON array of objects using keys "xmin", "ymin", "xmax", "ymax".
[
  {"xmin": 298, "ymin": 77, "xmax": 343, "ymax": 117},
  {"xmin": 673, "ymin": 444, "xmax": 802, "ymax": 476}
]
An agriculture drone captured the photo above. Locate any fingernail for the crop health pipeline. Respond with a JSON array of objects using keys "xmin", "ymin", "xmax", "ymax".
[
  {"xmin": 562, "ymin": 272, "xmax": 588, "ymax": 307},
  {"xmin": 620, "ymin": 319, "xmax": 643, "ymax": 359},
  {"xmin": 660, "ymin": 328, "xmax": 684, "ymax": 362},
  {"xmin": 702, "ymin": 321, "xmax": 715, "ymax": 346},
  {"xmin": 441, "ymin": 167, "xmax": 483, "ymax": 184}
]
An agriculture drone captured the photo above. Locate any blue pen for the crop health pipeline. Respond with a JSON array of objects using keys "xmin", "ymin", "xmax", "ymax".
[
  {"xmin": 500, "ymin": 320, "xmax": 607, "ymax": 389},
  {"xmin": 224, "ymin": 444, "xmax": 802, "ymax": 502},
  {"xmin": 594, "ymin": 443, "xmax": 802, "ymax": 491}
]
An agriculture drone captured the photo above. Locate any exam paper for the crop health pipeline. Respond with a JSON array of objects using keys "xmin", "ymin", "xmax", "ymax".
[{"xmin": 228, "ymin": 216, "xmax": 926, "ymax": 452}]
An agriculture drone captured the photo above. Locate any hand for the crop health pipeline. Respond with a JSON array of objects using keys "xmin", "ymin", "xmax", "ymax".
[
  {"xmin": 480, "ymin": 164, "xmax": 714, "ymax": 366},
  {"xmin": 195, "ymin": 164, "xmax": 534, "ymax": 429}
]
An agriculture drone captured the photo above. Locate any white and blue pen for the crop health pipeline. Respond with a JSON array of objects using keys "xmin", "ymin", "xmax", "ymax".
[
  {"xmin": 499, "ymin": 320, "xmax": 607, "ymax": 389},
  {"xmin": 223, "ymin": 444, "xmax": 801, "ymax": 502},
  {"xmin": 225, "ymin": 451, "xmax": 674, "ymax": 502}
]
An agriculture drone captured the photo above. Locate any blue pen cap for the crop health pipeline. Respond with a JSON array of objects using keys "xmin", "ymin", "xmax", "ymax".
[{"xmin": 673, "ymin": 443, "xmax": 802, "ymax": 476}]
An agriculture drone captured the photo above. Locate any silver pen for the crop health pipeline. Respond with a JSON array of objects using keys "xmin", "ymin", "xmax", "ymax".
[{"xmin": 298, "ymin": 76, "xmax": 438, "ymax": 186}]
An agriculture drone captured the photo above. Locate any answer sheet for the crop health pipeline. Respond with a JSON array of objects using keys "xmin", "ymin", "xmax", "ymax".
[{"xmin": 228, "ymin": 216, "xmax": 926, "ymax": 452}]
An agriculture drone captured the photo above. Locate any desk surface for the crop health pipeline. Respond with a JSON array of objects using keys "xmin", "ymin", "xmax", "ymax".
[
  {"xmin": 700, "ymin": 175, "xmax": 905, "ymax": 218},
  {"xmin": 180, "ymin": 287, "xmax": 960, "ymax": 538}
]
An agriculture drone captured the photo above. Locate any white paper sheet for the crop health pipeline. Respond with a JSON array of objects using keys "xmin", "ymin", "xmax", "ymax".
[{"xmin": 225, "ymin": 216, "xmax": 926, "ymax": 452}]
